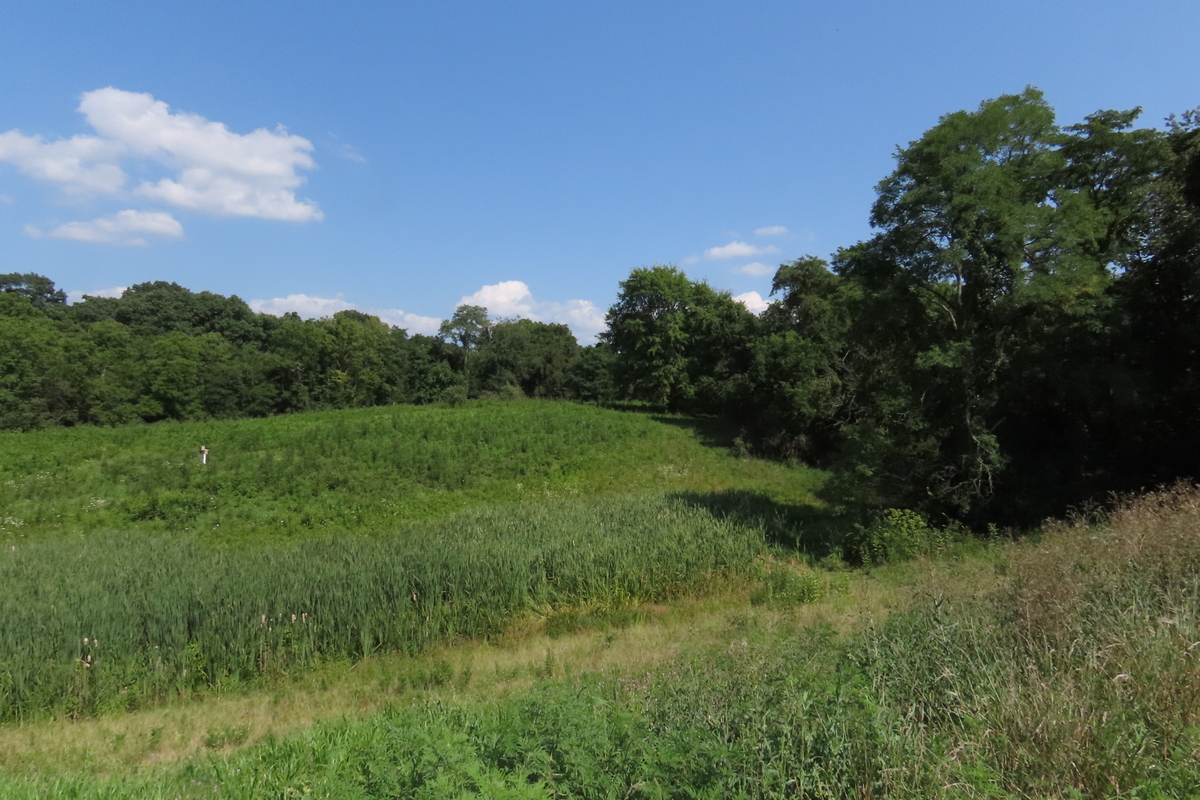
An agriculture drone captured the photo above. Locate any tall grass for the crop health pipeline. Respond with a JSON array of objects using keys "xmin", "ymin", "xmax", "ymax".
[
  {"xmin": 7, "ymin": 487, "xmax": 1200, "ymax": 796},
  {"xmin": 0, "ymin": 494, "xmax": 765, "ymax": 722}
]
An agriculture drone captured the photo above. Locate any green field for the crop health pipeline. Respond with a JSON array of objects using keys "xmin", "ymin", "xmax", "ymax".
[
  {"xmin": 4, "ymin": 401, "xmax": 1200, "ymax": 798},
  {"xmin": 0, "ymin": 400, "xmax": 829, "ymax": 724},
  {"xmin": 0, "ymin": 400, "xmax": 823, "ymax": 538}
]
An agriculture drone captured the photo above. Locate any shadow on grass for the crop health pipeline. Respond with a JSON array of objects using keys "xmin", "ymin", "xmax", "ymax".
[
  {"xmin": 670, "ymin": 488, "xmax": 858, "ymax": 559},
  {"xmin": 648, "ymin": 413, "xmax": 743, "ymax": 450},
  {"xmin": 595, "ymin": 403, "xmax": 751, "ymax": 452}
]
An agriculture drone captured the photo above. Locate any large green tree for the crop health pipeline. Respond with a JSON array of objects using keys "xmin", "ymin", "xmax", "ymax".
[
  {"xmin": 743, "ymin": 257, "xmax": 859, "ymax": 460},
  {"xmin": 1110, "ymin": 108, "xmax": 1200, "ymax": 486},
  {"xmin": 834, "ymin": 88, "xmax": 1163, "ymax": 518},
  {"xmin": 474, "ymin": 319, "xmax": 579, "ymax": 398},
  {"xmin": 605, "ymin": 265, "xmax": 755, "ymax": 411},
  {"xmin": 605, "ymin": 266, "xmax": 693, "ymax": 407},
  {"xmin": 0, "ymin": 273, "xmax": 66, "ymax": 308}
]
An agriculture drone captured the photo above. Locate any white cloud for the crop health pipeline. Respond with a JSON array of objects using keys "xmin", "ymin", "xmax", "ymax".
[
  {"xmin": 734, "ymin": 291, "xmax": 769, "ymax": 314},
  {"xmin": 459, "ymin": 280, "xmax": 536, "ymax": 318},
  {"xmin": 736, "ymin": 261, "xmax": 774, "ymax": 277},
  {"xmin": 248, "ymin": 293, "xmax": 442, "ymax": 335},
  {"xmin": 704, "ymin": 240, "xmax": 779, "ymax": 260},
  {"xmin": 682, "ymin": 254, "xmax": 700, "ymax": 265},
  {"xmin": 754, "ymin": 225, "xmax": 788, "ymax": 237},
  {"xmin": 0, "ymin": 194, "xmax": 13, "ymax": 204},
  {"xmin": 0, "ymin": 87, "xmax": 322, "ymax": 227},
  {"xmin": 250, "ymin": 293, "xmax": 355, "ymax": 318},
  {"xmin": 79, "ymin": 88, "xmax": 322, "ymax": 221},
  {"xmin": 0, "ymin": 130, "xmax": 126, "ymax": 194},
  {"xmin": 26, "ymin": 210, "xmax": 183, "ymax": 246},
  {"xmin": 66, "ymin": 286, "xmax": 126, "ymax": 304},
  {"xmin": 459, "ymin": 280, "xmax": 607, "ymax": 342},
  {"xmin": 539, "ymin": 299, "xmax": 607, "ymax": 336},
  {"xmin": 373, "ymin": 309, "xmax": 442, "ymax": 335}
]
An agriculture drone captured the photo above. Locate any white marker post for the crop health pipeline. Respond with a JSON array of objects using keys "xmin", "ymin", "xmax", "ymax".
[{"xmin": 200, "ymin": 445, "xmax": 209, "ymax": 465}]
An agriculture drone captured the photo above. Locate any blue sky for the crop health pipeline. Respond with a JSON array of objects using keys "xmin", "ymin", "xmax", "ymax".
[{"xmin": 1, "ymin": 1, "xmax": 1197, "ymax": 339}]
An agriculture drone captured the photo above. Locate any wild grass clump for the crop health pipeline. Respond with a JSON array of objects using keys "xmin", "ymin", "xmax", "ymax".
[
  {"xmin": 842, "ymin": 483, "xmax": 1200, "ymax": 796},
  {"xmin": 748, "ymin": 561, "xmax": 848, "ymax": 607},
  {"xmin": 0, "ymin": 494, "xmax": 765, "ymax": 722},
  {"xmin": 1013, "ymin": 481, "xmax": 1200, "ymax": 645}
]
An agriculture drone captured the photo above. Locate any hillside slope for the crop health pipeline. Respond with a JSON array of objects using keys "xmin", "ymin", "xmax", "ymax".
[
  {"xmin": 0, "ymin": 400, "xmax": 829, "ymax": 724},
  {"xmin": 0, "ymin": 399, "xmax": 824, "ymax": 540}
]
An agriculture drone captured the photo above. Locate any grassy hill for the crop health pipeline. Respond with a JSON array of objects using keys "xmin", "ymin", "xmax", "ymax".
[
  {"xmin": 0, "ymin": 399, "xmax": 824, "ymax": 540},
  {"xmin": 0, "ymin": 400, "xmax": 830, "ymax": 723}
]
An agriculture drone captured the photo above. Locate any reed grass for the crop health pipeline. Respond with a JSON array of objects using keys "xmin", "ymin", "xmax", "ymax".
[{"xmin": 0, "ymin": 493, "xmax": 766, "ymax": 722}]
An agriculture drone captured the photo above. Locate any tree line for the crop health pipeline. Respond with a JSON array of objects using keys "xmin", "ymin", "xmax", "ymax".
[
  {"xmin": 0, "ymin": 276, "xmax": 614, "ymax": 432},
  {"xmin": 3, "ymin": 88, "xmax": 1198, "ymax": 524}
]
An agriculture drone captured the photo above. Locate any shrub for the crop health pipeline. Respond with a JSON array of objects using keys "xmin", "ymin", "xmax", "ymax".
[{"xmin": 845, "ymin": 508, "xmax": 950, "ymax": 565}]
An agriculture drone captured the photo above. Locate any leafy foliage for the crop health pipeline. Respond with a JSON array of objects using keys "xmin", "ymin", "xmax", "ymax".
[
  {"xmin": 599, "ymin": 90, "xmax": 1199, "ymax": 526},
  {"xmin": 843, "ymin": 508, "xmax": 953, "ymax": 565},
  {"xmin": 604, "ymin": 265, "xmax": 756, "ymax": 411}
]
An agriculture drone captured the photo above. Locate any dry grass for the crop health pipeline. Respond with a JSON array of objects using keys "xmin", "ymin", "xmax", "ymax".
[{"xmin": 1012, "ymin": 481, "xmax": 1200, "ymax": 645}]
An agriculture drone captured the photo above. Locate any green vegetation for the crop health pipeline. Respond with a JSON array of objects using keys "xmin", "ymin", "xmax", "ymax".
[
  {"xmin": 6, "ymin": 89, "xmax": 1200, "ymax": 528},
  {"xmin": 604, "ymin": 91, "xmax": 1200, "ymax": 527},
  {"xmin": 5, "ymin": 486, "xmax": 1200, "ymax": 797},
  {"xmin": 0, "ymin": 401, "xmax": 825, "ymax": 724},
  {"xmin": 0, "ymin": 400, "xmax": 822, "ymax": 538},
  {"xmin": 0, "ymin": 495, "xmax": 764, "ymax": 722},
  {"xmin": 5, "ymin": 87, "xmax": 1200, "ymax": 796}
]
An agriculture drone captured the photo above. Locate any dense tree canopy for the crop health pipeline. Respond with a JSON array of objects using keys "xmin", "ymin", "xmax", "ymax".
[
  {"xmin": 604, "ymin": 265, "xmax": 756, "ymax": 412},
  {"xmin": 0, "ymin": 281, "xmax": 595, "ymax": 429}
]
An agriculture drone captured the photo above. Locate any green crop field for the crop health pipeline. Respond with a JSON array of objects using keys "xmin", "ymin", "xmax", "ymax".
[{"xmin": 0, "ymin": 399, "xmax": 823, "ymax": 539}]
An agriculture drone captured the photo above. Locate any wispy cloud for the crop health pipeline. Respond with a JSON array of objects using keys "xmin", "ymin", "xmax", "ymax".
[
  {"xmin": 734, "ymin": 291, "xmax": 768, "ymax": 314},
  {"xmin": 459, "ymin": 280, "xmax": 606, "ymax": 341},
  {"xmin": 736, "ymin": 261, "xmax": 774, "ymax": 277},
  {"xmin": 336, "ymin": 144, "xmax": 366, "ymax": 164},
  {"xmin": 704, "ymin": 240, "xmax": 779, "ymax": 260},
  {"xmin": 26, "ymin": 209, "xmax": 183, "ymax": 246},
  {"xmin": 754, "ymin": 225, "xmax": 788, "ymax": 237},
  {"xmin": 249, "ymin": 294, "xmax": 442, "ymax": 335}
]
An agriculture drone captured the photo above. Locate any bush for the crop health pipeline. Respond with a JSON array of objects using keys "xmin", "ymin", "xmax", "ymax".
[
  {"xmin": 438, "ymin": 383, "xmax": 469, "ymax": 407},
  {"xmin": 845, "ymin": 508, "xmax": 950, "ymax": 565}
]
